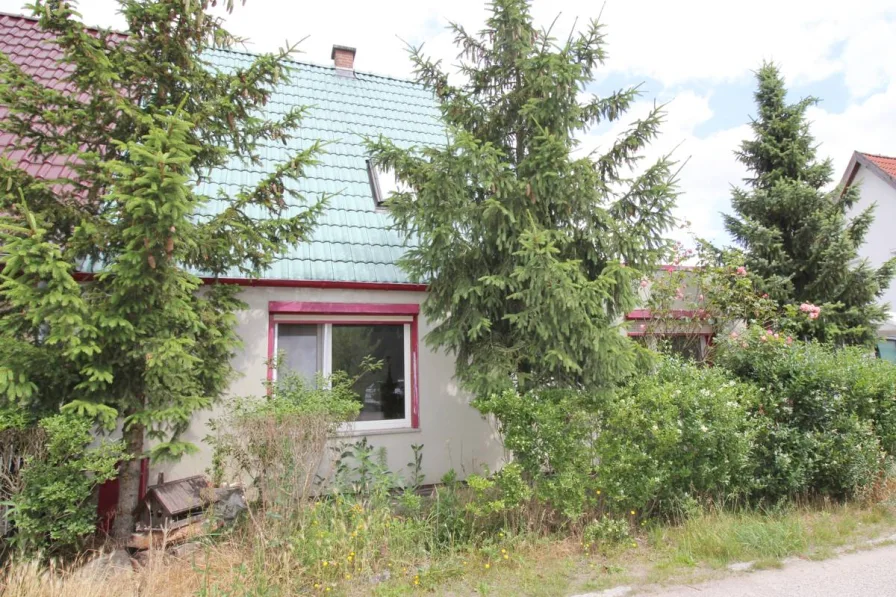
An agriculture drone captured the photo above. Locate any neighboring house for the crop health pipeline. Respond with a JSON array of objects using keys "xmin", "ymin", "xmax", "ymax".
[{"xmin": 840, "ymin": 151, "xmax": 896, "ymax": 360}]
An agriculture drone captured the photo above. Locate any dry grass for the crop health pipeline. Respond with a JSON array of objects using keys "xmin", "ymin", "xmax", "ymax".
[{"xmin": 4, "ymin": 485, "xmax": 896, "ymax": 597}]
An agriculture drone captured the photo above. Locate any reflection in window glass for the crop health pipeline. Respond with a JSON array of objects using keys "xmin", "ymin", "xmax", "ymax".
[
  {"xmin": 332, "ymin": 325, "xmax": 406, "ymax": 421},
  {"xmin": 277, "ymin": 324, "xmax": 322, "ymax": 382},
  {"xmin": 666, "ymin": 336, "xmax": 704, "ymax": 361}
]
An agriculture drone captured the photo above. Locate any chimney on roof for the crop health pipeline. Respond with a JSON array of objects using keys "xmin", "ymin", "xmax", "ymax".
[{"xmin": 331, "ymin": 45, "xmax": 356, "ymax": 73}]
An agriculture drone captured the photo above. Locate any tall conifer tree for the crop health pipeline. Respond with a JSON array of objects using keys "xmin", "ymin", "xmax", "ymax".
[
  {"xmin": 368, "ymin": 0, "xmax": 678, "ymax": 396},
  {"xmin": 0, "ymin": 0, "xmax": 323, "ymax": 539},
  {"xmin": 724, "ymin": 63, "xmax": 895, "ymax": 345}
]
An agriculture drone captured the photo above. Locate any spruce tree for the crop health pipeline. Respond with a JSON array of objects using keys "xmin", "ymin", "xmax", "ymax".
[
  {"xmin": 723, "ymin": 63, "xmax": 895, "ymax": 345},
  {"xmin": 0, "ymin": 1, "xmax": 323, "ymax": 539},
  {"xmin": 367, "ymin": 0, "xmax": 678, "ymax": 396}
]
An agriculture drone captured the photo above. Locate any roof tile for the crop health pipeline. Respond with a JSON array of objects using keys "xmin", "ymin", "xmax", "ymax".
[
  {"xmin": 862, "ymin": 153, "xmax": 896, "ymax": 179},
  {"xmin": 1, "ymin": 13, "xmax": 437, "ymax": 285}
]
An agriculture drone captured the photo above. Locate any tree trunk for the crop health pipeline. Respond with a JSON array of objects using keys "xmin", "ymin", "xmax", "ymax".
[{"xmin": 110, "ymin": 422, "xmax": 145, "ymax": 543}]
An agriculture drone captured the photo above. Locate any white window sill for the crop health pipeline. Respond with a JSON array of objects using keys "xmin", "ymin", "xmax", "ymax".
[{"xmin": 333, "ymin": 425, "xmax": 421, "ymax": 438}]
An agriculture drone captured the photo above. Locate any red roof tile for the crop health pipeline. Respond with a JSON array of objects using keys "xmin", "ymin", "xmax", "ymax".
[
  {"xmin": 861, "ymin": 153, "xmax": 896, "ymax": 180},
  {"xmin": 0, "ymin": 13, "xmax": 124, "ymax": 181}
]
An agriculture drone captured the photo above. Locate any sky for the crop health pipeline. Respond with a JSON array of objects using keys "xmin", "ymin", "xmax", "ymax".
[{"xmin": 2, "ymin": 0, "xmax": 895, "ymax": 245}]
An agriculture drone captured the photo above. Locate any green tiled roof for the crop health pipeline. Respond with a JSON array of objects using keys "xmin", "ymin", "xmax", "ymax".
[{"xmin": 201, "ymin": 48, "xmax": 442, "ymax": 285}]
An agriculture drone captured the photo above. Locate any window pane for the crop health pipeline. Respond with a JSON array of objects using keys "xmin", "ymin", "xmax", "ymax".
[
  {"xmin": 664, "ymin": 335, "xmax": 703, "ymax": 361},
  {"xmin": 332, "ymin": 324, "xmax": 406, "ymax": 422},
  {"xmin": 277, "ymin": 324, "xmax": 322, "ymax": 382}
]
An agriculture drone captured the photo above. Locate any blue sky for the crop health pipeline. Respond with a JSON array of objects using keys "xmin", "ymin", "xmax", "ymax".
[{"xmin": 2, "ymin": 0, "xmax": 894, "ymax": 246}]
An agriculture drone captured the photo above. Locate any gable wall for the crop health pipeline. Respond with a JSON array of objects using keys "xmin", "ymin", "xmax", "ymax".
[{"xmin": 848, "ymin": 167, "xmax": 896, "ymax": 313}]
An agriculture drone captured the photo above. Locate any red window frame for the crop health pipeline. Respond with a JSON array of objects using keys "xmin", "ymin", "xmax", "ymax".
[{"xmin": 267, "ymin": 301, "xmax": 420, "ymax": 429}]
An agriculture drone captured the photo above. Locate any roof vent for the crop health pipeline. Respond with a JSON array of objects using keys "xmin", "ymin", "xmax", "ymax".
[{"xmin": 331, "ymin": 45, "xmax": 356, "ymax": 74}]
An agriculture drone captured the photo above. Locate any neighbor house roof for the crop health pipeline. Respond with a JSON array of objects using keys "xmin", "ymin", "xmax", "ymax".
[
  {"xmin": 840, "ymin": 151, "xmax": 896, "ymax": 195},
  {"xmin": 0, "ymin": 12, "xmax": 126, "ymax": 181},
  {"xmin": 0, "ymin": 13, "xmax": 438, "ymax": 286}
]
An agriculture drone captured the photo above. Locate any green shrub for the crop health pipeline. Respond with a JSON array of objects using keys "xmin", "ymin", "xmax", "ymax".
[
  {"xmin": 465, "ymin": 463, "xmax": 533, "ymax": 523},
  {"xmin": 473, "ymin": 389, "xmax": 599, "ymax": 521},
  {"xmin": 594, "ymin": 358, "xmax": 758, "ymax": 517},
  {"xmin": 583, "ymin": 517, "xmax": 631, "ymax": 552},
  {"xmin": 208, "ymin": 368, "xmax": 362, "ymax": 510},
  {"xmin": 7, "ymin": 413, "xmax": 126, "ymax": 556},
  {"xmin": 715, "ymin": 327, "xmax": 895, "ymax": 499}
]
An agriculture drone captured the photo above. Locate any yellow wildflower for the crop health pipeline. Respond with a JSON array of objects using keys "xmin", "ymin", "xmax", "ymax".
[{"xmin": 485, "ymin": 563, "xmax": 491, "ymax": 569}]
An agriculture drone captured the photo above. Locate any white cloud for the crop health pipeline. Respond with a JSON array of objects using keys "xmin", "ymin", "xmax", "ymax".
[
  {"xmin": 810, "ymin": 81, "xmax": 896, "ymax": 175},
  {"xmin": 8, "ymin": 0, "xmax": 891, "ymax": 87},
  {"xmin": 1, "ymin": 0, "xmax": 893, "ymax": 245}
]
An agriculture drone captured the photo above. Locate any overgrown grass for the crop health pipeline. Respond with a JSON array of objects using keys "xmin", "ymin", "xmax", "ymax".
[{"xmin": 4, "ymin": 492, "xmax": 895, "ymax": 597}]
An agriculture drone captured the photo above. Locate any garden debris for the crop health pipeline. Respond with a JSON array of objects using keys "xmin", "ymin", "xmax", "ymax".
[
  {"xmin": 128, "ymin": 476, "xmax": 245, "ymax": 551},
  {"xmin": 76, "ymin": 548, "xmax": 134, "ymax": 580},
  {"xmin": 167, "ymin": 541, "xmax": 202, "ymax": 559},
  {"xmin": 127, "ymin": 517, "xmax": 219, "ymax": 550},
  {"xmin": 211, "ymin": 485, "xmax": 248, "ymax": 522},
  {"xmin": 135, "ymin": 475, "xmax": 217, "ymax": 531}
]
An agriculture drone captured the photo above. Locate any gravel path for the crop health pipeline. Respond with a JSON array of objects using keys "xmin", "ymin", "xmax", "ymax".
[{"xmin": 647, "ymin": 543, "xmax": 896, "ymax": 597}]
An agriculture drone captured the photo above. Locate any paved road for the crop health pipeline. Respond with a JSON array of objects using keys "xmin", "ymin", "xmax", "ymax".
[{"xmin": 650, "ymin": 544, "xmax": 896, "ymax": 597}]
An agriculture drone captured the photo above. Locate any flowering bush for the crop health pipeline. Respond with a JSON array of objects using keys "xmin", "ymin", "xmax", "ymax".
[
  {"xmin": 583, "ymin": 516, "xmax": 632, "ymax": 553},
  {"xmin": 473, "ymin": 388, "xmax": 600, "ymax": 522},
  {"xmin": 639, "ymin": 243, "xmax": 778, "ymax": 357},
  {"xmin": 715, "ymin": 327, "xmax": 896, "ymax": 499},
  {"xmin": 593, "ymin": 358, "xmax": 759, "ymax": 517}
]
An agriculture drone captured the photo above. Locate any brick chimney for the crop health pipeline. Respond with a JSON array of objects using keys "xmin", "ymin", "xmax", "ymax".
[{"xmin": 331, "ymin": 45, "xmax": 356, "ymax": 72}]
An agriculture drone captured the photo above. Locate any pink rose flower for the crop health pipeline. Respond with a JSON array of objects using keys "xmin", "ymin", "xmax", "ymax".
[
  {"xmin": 736, "ymin": 266, "xmax": 747, "ymax": 276},
  {"xmin": 640, "ymin": 279, "xmax": 649, "ymax": 288},
  {"xmin": 786, "ymin": 337, "xmax": 793, "ymax": 345}
]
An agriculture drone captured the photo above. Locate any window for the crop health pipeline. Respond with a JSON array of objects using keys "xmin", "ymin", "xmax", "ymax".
[
  {"xmin": 628, "ymin": 332, "xmax": 711, "ymax": 362},
  {"xmin": 664, "ymin": 335, "xmax": 706, "ymax": 361},
  {"xmin": 367, "ymin": 160, "xmax": 406, "ymax": 207},
  {"xmin": 269, "ymin": 302, "xmax": 419, "ymax": 431}
]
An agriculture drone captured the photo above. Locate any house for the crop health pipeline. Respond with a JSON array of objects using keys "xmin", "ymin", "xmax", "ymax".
[
  {"xmin": 1, "ymin": 14, "xmax": 705, "ymax": 492},
  {"xmin": 840, "ymin": 151, "xmax": 896, "ymax": 359},
  {"xmin": 0, "ymin": 13, "xmax": 504, "ymax": 486}
]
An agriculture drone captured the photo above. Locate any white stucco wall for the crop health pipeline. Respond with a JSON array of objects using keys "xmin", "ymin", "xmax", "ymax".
[
  {"xmin": 847, "ymin": 167, "xmax": 896, "ymax": 312},
  {"xmin": 149, "ymin": 286, "xmax": 505, "ymax": 486}
]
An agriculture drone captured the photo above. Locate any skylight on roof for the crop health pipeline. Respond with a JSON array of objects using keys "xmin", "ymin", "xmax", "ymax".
[{"xmin": 367, "ymin": 160, "xmax": 409, "ymax": 208}]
